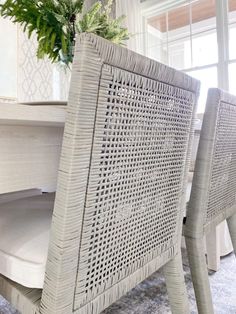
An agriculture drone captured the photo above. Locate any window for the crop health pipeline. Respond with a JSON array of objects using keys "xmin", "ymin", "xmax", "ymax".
[
  {"xmin": 188, "ymin": 67, "xmax": 217, "ymax": 112},
  {"xmin": 142, "ymin": 0, "xmax": 235, "ymax": 112},
  {"xmin": 228, "ymin": 1, "xmax": 236, "ymax": 94}
]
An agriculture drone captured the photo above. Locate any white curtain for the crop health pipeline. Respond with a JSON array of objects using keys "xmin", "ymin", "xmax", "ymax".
[{"xmin": 116, "ymin": 0, "xmax": 143, "ymax": 54}]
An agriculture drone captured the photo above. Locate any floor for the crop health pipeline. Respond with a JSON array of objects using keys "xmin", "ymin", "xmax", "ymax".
[{"xmin": 0, "ymin": 250, "xmax": 235, "ymax": 314}]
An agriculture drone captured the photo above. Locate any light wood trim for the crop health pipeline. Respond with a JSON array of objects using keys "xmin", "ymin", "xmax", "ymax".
[{"xmin": 148, "ymin": 0, "xmax": 236, "ymax": 32}]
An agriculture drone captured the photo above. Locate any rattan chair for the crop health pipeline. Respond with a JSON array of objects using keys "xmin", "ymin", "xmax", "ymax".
[
  {"xmin": 0, "ymin": 33, "xmax": 199, "ymax": 314},
  {"xmin": 184, "ymin": 88, "xmax": 236, "ymax": 314}
]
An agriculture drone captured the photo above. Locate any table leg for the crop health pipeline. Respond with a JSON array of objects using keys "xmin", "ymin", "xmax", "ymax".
[{"xmin": 206, "ymin": 221, "xmax": 233, "ymax": 271}]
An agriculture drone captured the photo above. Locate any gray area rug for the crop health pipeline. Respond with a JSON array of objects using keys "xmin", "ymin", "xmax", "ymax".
[{"xmin": 0, "ymin": 249, "xmax": 235, "ymax": 314}]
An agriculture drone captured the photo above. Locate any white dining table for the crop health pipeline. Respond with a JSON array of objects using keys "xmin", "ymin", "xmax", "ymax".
[{"xmin": 0, "ymin": 102, "xmax": 65, "ymax": 194}]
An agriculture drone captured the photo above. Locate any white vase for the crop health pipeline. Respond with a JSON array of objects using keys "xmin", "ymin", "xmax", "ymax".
[{"xmin": 53, "ymin": 64, "xmax": 71, "ymax": 101}]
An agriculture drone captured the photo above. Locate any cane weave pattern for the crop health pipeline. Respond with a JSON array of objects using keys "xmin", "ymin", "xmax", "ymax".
[
  {"xmin": 75, "ymin": 65, "xmax": 195, "ymax": 307},
  {"xmin": 206, "ymin": 101, "xmax": 236, "ymax": 223}
]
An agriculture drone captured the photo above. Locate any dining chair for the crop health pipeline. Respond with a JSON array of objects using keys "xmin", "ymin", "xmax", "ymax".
[
  {"xmin": 187, "ymin": 113, "xmax": 233, "ymax": 273},
  {"xmin": 0, "ymin": 33, "xmax": 199, "ymax": 314},
  {"xmin": 184, "ymin": 88, "xmax": 236, "ymax": 314}
]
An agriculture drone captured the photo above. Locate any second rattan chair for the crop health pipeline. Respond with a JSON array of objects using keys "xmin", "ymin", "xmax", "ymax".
[
  {"xmin": 184, "ymin": 88, "xmax": 236, "ymax": 314},
  {"xmin": 0, "ymin": 33, "xmax": 199, "ymax": 314}
]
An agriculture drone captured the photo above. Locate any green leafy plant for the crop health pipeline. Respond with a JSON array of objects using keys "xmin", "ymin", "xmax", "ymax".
[
  {"xmin": 76, "ymin": 1, "xmax": 129, "ymax": 45},
  {"xmin": 0, "ymin": 0, "xmax": 129, "ymax": 66}
]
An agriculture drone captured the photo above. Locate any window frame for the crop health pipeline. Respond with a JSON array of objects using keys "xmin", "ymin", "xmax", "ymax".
[{"xmin": 140, "ymin": 0, "xmax": 231, "ymax": 93}]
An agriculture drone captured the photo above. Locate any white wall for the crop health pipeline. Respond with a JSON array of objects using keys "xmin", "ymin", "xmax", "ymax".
[{"xmin": 0, "ymin": 17, "xmax": 17, "ymax": 98}]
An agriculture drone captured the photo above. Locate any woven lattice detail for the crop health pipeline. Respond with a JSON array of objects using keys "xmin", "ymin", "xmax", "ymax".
[
  {"xmin": 206, "ymin": 102, "xmax": 236, "ymax": 222},
  {"xmin": 75, "ymin": 65, "xmax": 195, "ymax": 307}
]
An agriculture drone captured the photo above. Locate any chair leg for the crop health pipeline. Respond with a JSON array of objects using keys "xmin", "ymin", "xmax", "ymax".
[
  {"xmin": 206, "ymin": 226, "xmax": 221, "ymax": 271},
  {"xmin": 227, "ymin": 212, "xmax": 236, "ymax": 254},
  {"xmin": 185, "ymin": 236, "xmax": 214, "ymax": 314},
  {"xmin": 163, "ymin": 252, "xmax": 190, "ymax": 314}
]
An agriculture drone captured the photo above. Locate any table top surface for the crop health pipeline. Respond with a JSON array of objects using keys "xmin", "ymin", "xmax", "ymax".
[
  {"xmin": 0, "ymin": 102, "xmax": 202, "ymax": 131},
  {"xmin": 0, "ymin": 103, "xmax": 66, "ymax": 127}
]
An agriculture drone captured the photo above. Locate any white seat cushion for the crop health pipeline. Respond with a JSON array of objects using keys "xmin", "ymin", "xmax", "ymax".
[{"xmin": 0, "ymin": 193, "xmax": 54, "ymax": 288}]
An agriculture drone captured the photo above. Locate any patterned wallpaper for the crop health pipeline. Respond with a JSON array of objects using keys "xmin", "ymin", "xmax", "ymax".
[
  {"xmin": 1, "ymin": 0, "xmax": 121, "ymax": 102},
  {"xmin": 17, "ymin": 28, "xmax": 70, "ymax": 102},
  {"xmin": 17, "ymin": 30, "xmax": 53, "ymax": 102},
  {"xmin": 12, "ymin": 0, "xmax": 117, "ymax": 102}
]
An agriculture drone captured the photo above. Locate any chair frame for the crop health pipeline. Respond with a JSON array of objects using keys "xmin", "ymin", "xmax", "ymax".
[
  {"xmin": 0, "ymin": 33, "xmax": 199, "ymax": 314},
  {"xmin": 185, "ymin": 88, "xmax": 236, "ymax": 314}
]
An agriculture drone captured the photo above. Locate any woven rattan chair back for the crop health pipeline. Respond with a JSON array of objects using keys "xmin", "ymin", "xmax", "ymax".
[
  {"xmin": 185, "ymin": 88, "xmax": 236, "ymax": 314},
  {"xmin": 185, "ymin": 88, "xmax": 236, "ymax": 237},
  {"xmin": 41, "ymin": 34, "xmax": 199, "ymax": 314},
  {"xmin": 0, "ymin": 34, "xmax": 200, "ymax": 314}
]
